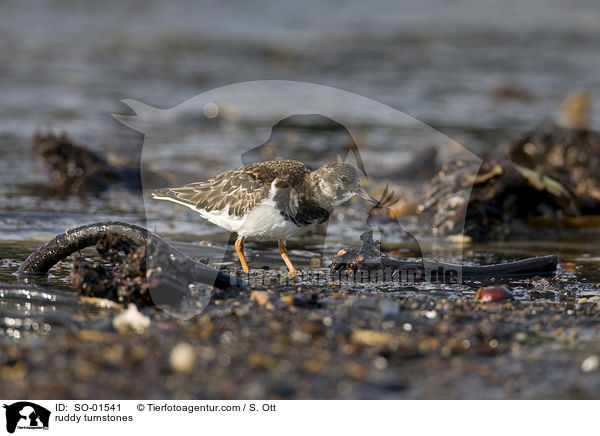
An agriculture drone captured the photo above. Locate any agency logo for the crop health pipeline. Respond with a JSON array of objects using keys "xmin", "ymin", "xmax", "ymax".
[{"xmin": 3, "ymin": 402, "xmax": 50, "ymax": 434}]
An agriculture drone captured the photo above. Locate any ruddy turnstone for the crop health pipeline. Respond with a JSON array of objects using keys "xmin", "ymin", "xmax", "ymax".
[{"xmin": 152, "ymin": 160, "xmax": 383, "ymax": 275}]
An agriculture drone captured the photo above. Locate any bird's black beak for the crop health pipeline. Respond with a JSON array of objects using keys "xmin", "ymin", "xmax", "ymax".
[{"xmin": 355, "ymin": 187, "xmax": 380, "ymax": 205}]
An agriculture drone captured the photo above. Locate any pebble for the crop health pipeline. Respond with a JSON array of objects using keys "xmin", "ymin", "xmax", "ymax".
[
  {"xmin": 169, "ymin": 342, "xmax": 196, "ymax": 373},
  {"xmin": 266, "ymin": 379, "xmax": 296, "ymax": 398},
  {"xmin": 351, "ymin": 329, "xmax": 391, "ymax": 346},
  {"xmin": 345, "ymin": 362, "xmax": 367, "ymax": 379},
  {"xmin": 1, "ymin": 362, "xmax": 27, "ymax": 381},
  {"xmin": 373, "ymin": 356, "xmax": 388, "ymax": 370},
  {"xmin": 112, "ymin": 304, "xmax": 150, "ymax": 334},
  {"xmin": 250, "ymin": 291, "xmax": 269, "ymax": 307},
  {"xmin": 474, "ymin": 286, "xmax": 513, "ymax": 303},
  {"xmin": 240, "ymin": 381, "xmax": 266, "ymax": 399},
  {"xmin": 103, "ymin": 345, "xmax": 124, "ymax": 364},
  {"xmin": 425, "ymin": 310, "xmax": 437, "ymax": 319},
  {"xmin": 280, "ymin": 295, "xmax": 294, "ymax": 305},
  {"xmin": 581, "ymin": 355, "xmax": 599, "ymax": 373},
  {"xmin": 377, "ymin": 299, "xmax": 400, "ymax": 317},
  {"xmin": 248, "ymin": 352, "xmax": 277, "ymax": 370}
]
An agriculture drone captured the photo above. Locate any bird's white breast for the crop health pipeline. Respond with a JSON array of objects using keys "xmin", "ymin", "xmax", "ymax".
[{"xmin": 196, "ymin": 184, "xmax": 310, "ymax": 241}]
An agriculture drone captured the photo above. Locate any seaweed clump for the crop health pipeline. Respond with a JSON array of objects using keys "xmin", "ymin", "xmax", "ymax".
[
  {"xmin": 31, "ymin": 131, "xmax": 164, "ymax": 195},
  {"xmin": 418, "ymin": 159, "xmax": 580, "ymax": 239},
  {"xmin": 71, "ymin": 233, "xmax": 152, "ymax": 306},
  {"xmin": 507, "ymin": 122, "xmax": 600, "ymax": 212}
]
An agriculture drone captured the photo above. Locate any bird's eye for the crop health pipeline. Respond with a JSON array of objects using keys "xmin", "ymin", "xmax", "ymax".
[{"xmin": 339, "ymin": 175, "xmax": 349, "ymax": 183}]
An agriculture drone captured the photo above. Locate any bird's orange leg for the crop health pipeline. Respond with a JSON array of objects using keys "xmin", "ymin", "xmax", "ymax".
[
  {"xmin": 278, "ymin": 239, "xmax": 297, "ymax": 276},
  {"xmin": 235, "ymin": 235, "xmax": 249, "ymax": 273}
]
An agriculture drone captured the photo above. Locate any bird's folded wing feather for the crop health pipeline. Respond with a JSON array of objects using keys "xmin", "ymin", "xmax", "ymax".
[{"xmin": 152, "ymin": 161, "xmax": 308, "ymax": 218}]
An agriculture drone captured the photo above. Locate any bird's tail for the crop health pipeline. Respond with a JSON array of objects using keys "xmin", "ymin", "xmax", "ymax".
[{"xmin": 151, "ymin": 188, "xmax": 172, "ymax": 199}]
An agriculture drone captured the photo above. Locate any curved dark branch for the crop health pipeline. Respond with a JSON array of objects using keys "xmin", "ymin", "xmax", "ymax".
[
  {"xmin": 17, "ymin": 221, "xmax": 246, "ymax": 290},
  {"xmin": 332, "ymin": 231, "xmax": 558, "ymax": 282}
]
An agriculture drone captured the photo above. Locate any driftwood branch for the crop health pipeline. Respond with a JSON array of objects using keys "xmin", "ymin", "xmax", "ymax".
[
  {"xmin": 17, "ymin": 221, "xmax": 246, "ymax": 290},
  {"xmin": 331, "ymin": 231, "xmax": 558, "ymax": 282}
]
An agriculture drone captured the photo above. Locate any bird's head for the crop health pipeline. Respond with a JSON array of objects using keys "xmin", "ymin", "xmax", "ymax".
[{"xmin": 310, "ymin": 162, "xmax": 378, "ymax": 210}]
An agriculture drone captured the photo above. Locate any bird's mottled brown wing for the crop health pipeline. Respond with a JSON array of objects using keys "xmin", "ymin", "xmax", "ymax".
[{"xmin": 152, "ymin": 160, "xmax": 310, "ymax": 217}]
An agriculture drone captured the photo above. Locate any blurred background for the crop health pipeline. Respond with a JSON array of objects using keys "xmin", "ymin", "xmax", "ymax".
[
  {"xmin": 1, "ymin": 0, "xmax": 599, "ymax": 141},
  {"xmin": 2, "ymin": 0, "xmax": 599, "ymax": 238}
]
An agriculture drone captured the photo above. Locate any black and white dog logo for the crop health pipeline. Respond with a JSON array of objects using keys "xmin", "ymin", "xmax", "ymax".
[{"xmin": 3, "ymin": 402, "xmax": 50, "ymax": 433}]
